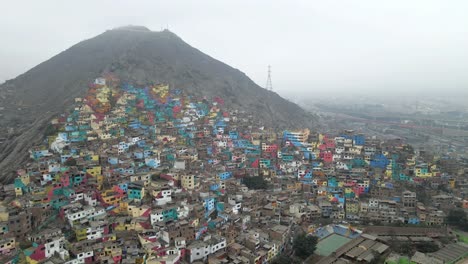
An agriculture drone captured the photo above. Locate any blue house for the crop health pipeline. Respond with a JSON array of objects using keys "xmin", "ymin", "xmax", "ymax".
[
  {"xmin": 218, "ymin": 172, "xmax": 232, "ymax": 181},
  {"xmin": 145, "ymin": 158, "xmax": 160, "ymax": 168},
  {"xmin": 204, "ymin": 197, "xmax": 216, "ymax": 218},
  {"xmin": 408, "ymin": 217, "xmax": 420, "ymax": 225},
  {"xmin": 134, "ymin": 152, "xmax": 144, "ymax": 159},
  {"xmin": 370, "ymin": 154, "xmax": 389, "ymax": 169},
  {"xmin": 60, "ymin": 154, "xmax": 72, "ymax": 163},
  {"xmin": 353, "ymin": 135, "xmax": 365, "ymax": 146},
  {"xmin": 229, "ymin": 131, "xmax": 239, "ymax": 139},
  {"xmin": 210, "ymin": 183, "xmax": 220, "ymax": 191},
  {"xmin": 108, "ymin": 157, "xmax": 118, "ymax": 165},
  {"xmin": 118, "ymin": 183, "xmax": 128, "ymax": 192},
  {"xmin": 128, "ymin": 182, "xmax": 145, "ymax": 200}
]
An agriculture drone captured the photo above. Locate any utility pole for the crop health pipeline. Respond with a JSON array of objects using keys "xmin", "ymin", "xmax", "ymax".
[{"xmin": 265, "ymin": 65, "xmax": 273, "ymax": 91}]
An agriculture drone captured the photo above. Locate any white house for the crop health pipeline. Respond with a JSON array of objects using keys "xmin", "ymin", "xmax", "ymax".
[
  {"xmin": 154, "ymin": 189, "xmax": 172, "ymax": 206},
  {"xmin": 186, "ymin": 235, "xmax": 227, "ymax": 263},
  {"xmin": 45, "ymin": 236, "xmax": 69, "ymax": 260}
]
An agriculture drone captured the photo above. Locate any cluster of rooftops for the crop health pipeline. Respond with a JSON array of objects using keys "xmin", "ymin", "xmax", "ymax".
[{"xmin": 0, "ymin": 74, "xmax": 466, "ymax": 264}]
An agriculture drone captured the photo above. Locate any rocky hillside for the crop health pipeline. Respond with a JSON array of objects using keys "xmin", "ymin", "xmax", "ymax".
[{"xmin": 0, "ymin": 26, "xmax": 316, "ymax": 182}]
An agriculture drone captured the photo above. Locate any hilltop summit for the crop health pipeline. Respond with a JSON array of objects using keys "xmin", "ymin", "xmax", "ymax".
[
  {"xmin": 112, "ymin": 25, "xmax": 151, "ymax": 31},
  {"xmin": 0, "ymin": 26, "xmax": 316, "ymax": 182}
]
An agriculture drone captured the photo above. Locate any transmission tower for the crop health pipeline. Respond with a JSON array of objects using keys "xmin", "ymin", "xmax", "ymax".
[{"xmin": 265, "ymin": 65, "xmax": 273, "ymax": 91}]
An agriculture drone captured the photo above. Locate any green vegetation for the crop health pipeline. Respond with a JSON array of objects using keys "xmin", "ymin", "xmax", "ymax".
[
  {"xmin": 151, "ymin": 173, "xmax": 161, "ymax": 181},
  {"xmin": 454, "ymin": 230, "xmax": 468, "ymax": 244},
  {"xmin": 271, "ymin": 254, "xmax": 301, "ymax": 264},
  {"xmin": 405, "ymin": 185, "xmax": 430, "ymax": 205},
  {"xmin": 243, "ymin": 176, "xmax": 269, "ymax": 190},
  {"xmin": 64, "ymin": 157, "xmax": 77, "ymax": 166},
  {"xmin": 446, "ymin": 209, "xmax": 468, "ymax": 231},
  {"xmin": 293, "ymin": 233, "xmax": 318, "ymax": 259},
  {"xmin": 44, "ymin": 124, "xmax": 58, "ymax": 136},
  {"xmin": 369, "ymin": 250, "xmax": 386, "ymax": 264},
  {"xmin": 398, "ymin": 257, "xmax": 410, "ymax": 264},
  {"xmin": 415, "ymin": 241, "xmax": 439, "ymax": 253}
]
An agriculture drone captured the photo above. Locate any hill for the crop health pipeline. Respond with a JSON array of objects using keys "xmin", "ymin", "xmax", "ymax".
[{"xmin": 0, "ymin": 26, "xmax": 316, "ymax": 182}]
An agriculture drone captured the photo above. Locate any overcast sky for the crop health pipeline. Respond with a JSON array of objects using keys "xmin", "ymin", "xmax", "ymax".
[{"xmin": 1, "ymin": 0, "xmax": 468, "ymax": 97}]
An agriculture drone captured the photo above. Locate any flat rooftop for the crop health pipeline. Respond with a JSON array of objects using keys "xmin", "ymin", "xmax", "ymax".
[{"xmin": 315, "ymin": 234, "xmax": 352, "ymax": 256}]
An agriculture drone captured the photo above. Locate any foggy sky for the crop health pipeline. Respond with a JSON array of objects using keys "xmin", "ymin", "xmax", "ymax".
[{"xmin": 1, "ymin": 0, "xmax": 468, "ymax": 96}]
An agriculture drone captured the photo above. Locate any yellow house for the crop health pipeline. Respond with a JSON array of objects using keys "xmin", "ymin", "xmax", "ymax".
[
  {"xmin": 127, "ymin": 204, "xmax": 150, "ymax": 218},
  {"xmin": 101, "ymin": 190, "xmax": 123, "ymax": 205},
  {"xmin": 74, "ymin": 227, "xmax": 88, "ymax": 241},
  {"xmin": 15, "ymin": 187, "xmax": 23, "ymax": 197},
  {"xmin": 190, "ymin": 218, "xmax": 199, "ymax": 228},
  {"xmin": 0, "ymin": 237, "xmax": 15, "ymax": 255},
  {"xmin": 386, "ymin": 168, "xmax": 393, "ymax": 178},
  {"xmin": 152, "ymin": 84, "xmax": 169, "ymax": 96},
  {"xmin": 103, "ymin": 242, "xmax": 122, "ymax": 257},
  {"xmin": 30, "ymin": 187, "xmax": 46, "ymax": 196},
  {"xmin": 95, "ymin": 174, "xmax": 104, "ymax": 190},
  {"xmin": 345, "ymin": 201, "xmax": 360, "ymax": 214},
  {"xmin": 181, "ymin": 175, "xmax": 198, "ymax": 190},
  {"xmin": 208, "ymin": 111, "xmax": 218, "ymax": 119},
  {"xmin": 90, "ymin": 155, "xmax": 100, "ymax": 162},
  {"xmin": 318, "ymin": 133, "xmax": 325, "ymax": 142},
  {"xmin": 86, "ymin": 166, "xmax": 102, "ymax": 177},
  {"xmin": 26, "ymin": 256, "xmax": 40, "ymax": 264},
  {"xmin": 406, "ymin": 158, "xmax": 416, "ymax": 167},
  {"xmin": 96, "ymin": 86, "xmax": 111, "ymax": 103},
  {"xmin": 130, "ymin": 174, "xmax": 151, "ymax": 186},
  {"xmin": 449, "ymin": 179, "xmax": 456, "ymax": 189},
  {"xmin": 115, "ymin": 218, "xmax": 146, "ymax": 232},
  {"xmin": 118, "ymin": 200, "xmax": 129, "ymax": 213},
  {"xmin": 20, "ymin": 174, "xmax": 31, "ymax": 186},
  {"xmin": 266, "ymin": 243, "xmax": 278, "ymax": 262},
  {"xmin": 415, "ymin": 167, "xmax": 432, "ymax": 178},
  {"xmin": 344, "ymin": 187, "xmax": 353, "ymax": 195}
]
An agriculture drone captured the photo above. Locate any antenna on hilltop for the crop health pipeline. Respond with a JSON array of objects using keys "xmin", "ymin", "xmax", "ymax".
[{"xmin": 265, "ymin": 65, "xmax": 273, "ymax": 91}]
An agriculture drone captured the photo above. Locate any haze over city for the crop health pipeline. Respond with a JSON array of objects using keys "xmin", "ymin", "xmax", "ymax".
[
  {"xmin": 1, "ymin": 0, "xmax": 468, "ymax": 96},
  {"xmin": 2, "ymin": 1, "xmax": 468, "ymax": 264}
]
